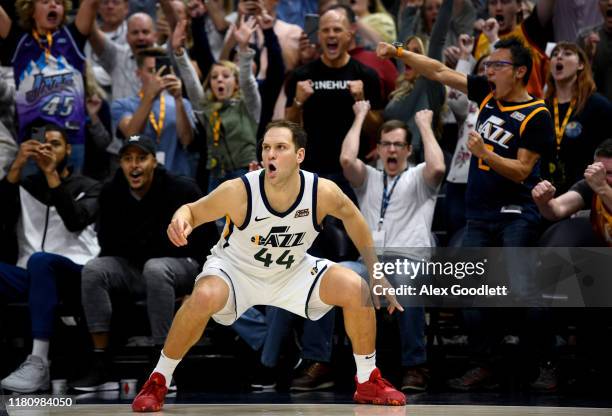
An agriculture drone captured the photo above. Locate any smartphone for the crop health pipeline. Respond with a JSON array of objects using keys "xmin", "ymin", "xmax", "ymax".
[
  {"xmin": 304, "ymin": 14, "xmax": 319, "ymax": 45},
  {"xmin": 155, "ymin": 55, "xmax": 173, "ymax": 76},
  {"xmin": 31, "ymin": 127, "xmax": 46, "ymax": 142}
]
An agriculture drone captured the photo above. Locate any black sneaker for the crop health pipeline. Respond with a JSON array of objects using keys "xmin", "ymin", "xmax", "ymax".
[
  {"xmin": 447, "ymin": 366, "xmax": 499, "ymax": 391},
  {"xmin": 250, "ymin": 364, "xmax": 277, "ymax": 391},
  {"xmin": 401, "ymin": 366, "xmax": 429, "ymax": 392},
  {"xmin": 69, "ymin": 355, "xmax": 119, "ymax": 392},
  {"xmin": 290, "ymin": 361, "xmax": 334, "ymax": 391}
]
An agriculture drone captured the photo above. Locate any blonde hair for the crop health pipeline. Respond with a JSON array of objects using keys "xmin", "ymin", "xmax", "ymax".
[
  {"xmin": 203, "ymin": 61, "xmax": 241, "ymax": 108},
  {"xmin": 16, "ymin": 0, "xmax": 73, "ymax": 31},
  {"xmin": 389, "ymin": 36, "xmax": 426, "ymax": 100},
  {"xmin": 84, "ymin": 61, "xmax": 107, "ymax": 101}
]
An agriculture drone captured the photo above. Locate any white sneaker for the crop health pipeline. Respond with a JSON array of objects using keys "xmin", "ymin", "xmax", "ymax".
[{"xmin": 1, "ymin": 355, "xmax": 50, "ymax": 393}]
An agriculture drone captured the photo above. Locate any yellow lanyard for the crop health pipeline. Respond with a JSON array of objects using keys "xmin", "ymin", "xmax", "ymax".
[
  {"xmin": 209, "ymin": 111, "xmax": 221, "ymax": 147},
  {"xmin": 139, "ymin": 91, "xmax": 166, "ymax": 140},
  {"xmin": 32, "ymin": 30, "xmax": 53, "ymax": 62},
  {"xmin": 553, "ymin": 97, "xmax": 576, "ymax": 151}
]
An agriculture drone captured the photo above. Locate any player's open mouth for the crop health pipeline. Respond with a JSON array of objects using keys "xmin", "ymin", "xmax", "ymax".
[
  {"xmin": 495, "ymin": 14, "xmax": 504, "ymax": 25},
  {"xmin": 387, "ymin": 157, "xmax": 398, "ymax": 169},
  {"xmin": 268, "ymin": 164, "xmax": 277, "ymax": 172}
]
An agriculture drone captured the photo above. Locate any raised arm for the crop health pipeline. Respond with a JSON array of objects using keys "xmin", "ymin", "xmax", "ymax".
[
  {"xmin": 0, "ymin": 5, "xmax": 11, "ymax": 39},
  {"xmin": 173, "ymin": 23, "xmax": 207, "ymax": 111},
  {"xmin": 159, "ymin": 0, "xmax": 178, "ymax": 32},
  {"xmin": 234, "ymin": 16, "xmax": 261, "ymax": 122},
  {"xmin": 168, "ymin": 178, "xmax": 247, "ymax": 246},
  {"xmin": 414, "ymin": 110, "xmax": 445, "ymax": 188},
  {"xmin": 340, "ymin": 101, "xmax": 370, "ymax": 188},
  {"xmin": 204, "ymin": 0, "xmax": 230, "ymax": 33},
  {"xmin": 377, "ymin": 42, "xmax": 468, "ymax": 94},
  {"xmin": 535, "ymin": 0, "xmax": 556, "ymax": 29},
  {"xmin": 75, "ymin": 0, "xmax": 100, "ymax": 36}
]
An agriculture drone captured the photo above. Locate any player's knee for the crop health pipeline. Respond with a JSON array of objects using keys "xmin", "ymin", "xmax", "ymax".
[
  {"xmin": 187, "ymin": 281, "xmax": 227, "ymax": 315},
  {"xmin": 324, "ymin": 270, "xmax": 367, "ymax": 308}
]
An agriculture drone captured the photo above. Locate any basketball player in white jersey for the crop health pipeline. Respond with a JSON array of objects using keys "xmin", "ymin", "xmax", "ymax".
[{"xmin": 131, "ymin": 120, "xmax": 406, "ymax": 412}]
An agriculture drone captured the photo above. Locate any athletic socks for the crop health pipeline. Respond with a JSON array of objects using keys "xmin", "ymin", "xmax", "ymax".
[
  {"xmin": 31, "ymin": 339, "xmax": 50, "ymax": 363},
  {"xmin": 152, "ymin": 350, "xmax": 181, "ymax": 388},
  {"xmin": 354, "ymin": 351, "xmax": 377, "ymax": 383}
]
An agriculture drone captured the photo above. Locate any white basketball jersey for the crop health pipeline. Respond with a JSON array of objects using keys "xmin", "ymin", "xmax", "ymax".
[{"xmin": 210, "ymin": 169, "xmax": 323, "ymax": 279}]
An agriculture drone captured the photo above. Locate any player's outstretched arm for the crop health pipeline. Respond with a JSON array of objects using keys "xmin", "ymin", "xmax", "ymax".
[
  {"xmin": 317, "ymin": 179, "xmax": 404, "ymax": 313},
  {"xmin": 376, "ymin": 42, "xmax": 468, "ymax": 94},
  {"xmin": 167, "ymin": 178, "xmax": 246, "ymax": 246}
]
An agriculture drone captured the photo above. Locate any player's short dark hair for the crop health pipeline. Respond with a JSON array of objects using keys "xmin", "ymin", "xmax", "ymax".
[
  {"xmin": 321, "ymin": 4, "xmax": 356, "ymax": 25},
  {"xmin": 494, "ymin": 37, "xmax": 532, "ymax": 86},
  {"xmin": 135, "ymin": 47, "xmax": 167, "ymax": 68},
  {"xmin": 595, "ymin": 139, "xmax": 612, "ymax": 158},
  {"xmin": 264, "ymin": 120, "xmax": 308, "ymax": 150},
  {"xmin": 378, "ymin": 120, "xmax": 412, "ymax": 145},
  {"xmin": 43, "ymin": 123, "xmax": 69, "ymax": 144}
]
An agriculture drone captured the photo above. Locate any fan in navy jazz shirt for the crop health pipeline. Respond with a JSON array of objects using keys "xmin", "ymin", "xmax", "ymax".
[{"xmin": 377, "ymin": 36, "xmax": 556, "ymax": 392}]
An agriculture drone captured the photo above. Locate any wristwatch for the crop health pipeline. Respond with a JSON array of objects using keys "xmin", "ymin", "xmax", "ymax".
[{"xmin": 392, "ymin": 41, "xmax": 404, "ymax": 57}]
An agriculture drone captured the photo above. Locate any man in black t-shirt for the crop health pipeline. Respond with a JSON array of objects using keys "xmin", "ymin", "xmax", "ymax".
[
  {"xmin": 270, "ymin": 5, "xmax": 382, "ymax": 392},
  {"xmin": 285, "ymin": 4, "xmax": 382, "ymax": 180}
]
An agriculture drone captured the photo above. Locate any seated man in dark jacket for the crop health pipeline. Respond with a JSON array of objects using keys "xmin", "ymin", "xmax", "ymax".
[
  {"xmin": 71, "ymin": 134, "xmax": 218, "ymax": 391},
  {"xmin": 0, "ymin": 124, "xmax": 101, "ymax": 393}
]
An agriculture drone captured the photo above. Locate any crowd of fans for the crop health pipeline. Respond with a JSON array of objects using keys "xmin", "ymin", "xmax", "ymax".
[{"xmin": 0, "ymin": 0, "xmax": 610, "ymax": 397}]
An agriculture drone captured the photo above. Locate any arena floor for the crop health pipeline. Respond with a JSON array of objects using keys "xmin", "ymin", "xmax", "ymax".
[
  {"xmin": 3, "ymin": 390, "xmax": 611, "ymax": 416},
  {"xmin": 5, "ymin": 403, "xmax": 612, "ymax": 416}
]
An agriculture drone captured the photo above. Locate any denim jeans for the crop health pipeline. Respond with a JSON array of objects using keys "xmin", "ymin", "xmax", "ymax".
[
  {"xmin": 342, "ymin": 260, "xmax": 427, "ymax": 367},
  {"xmin": 463, "ymin": 217, "xmax": 540, "ymax": 300},
  {"xmin": 259, "ymin": 306, "xmax": 335, "ymax": 368},
  {"xmin": 0, "ymin": 253, "xmax": 83, "ymax": 339},
  {"xmin": 461, "ymin": 217, "xmax": 551, "ymax": 365}
]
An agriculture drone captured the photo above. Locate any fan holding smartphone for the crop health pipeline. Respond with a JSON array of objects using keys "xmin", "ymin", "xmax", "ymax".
[{"xmin": 111, "ymin": 47, "xmax": 196, "ymax": 178}]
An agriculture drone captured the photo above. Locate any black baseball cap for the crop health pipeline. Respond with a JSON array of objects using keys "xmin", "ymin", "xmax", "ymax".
[{"xmin": 119, "ymin": 134, "xmax": 156, "ymax": 156}]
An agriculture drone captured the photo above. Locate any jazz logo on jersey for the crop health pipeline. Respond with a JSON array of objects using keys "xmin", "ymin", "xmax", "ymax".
[
  {"xmin": 251, "ymin": 226, "xmax": 306, "ymax": 248},
  {"xmin": 477, "ymin": 115, "xmax": 514, "ymax": 149}
]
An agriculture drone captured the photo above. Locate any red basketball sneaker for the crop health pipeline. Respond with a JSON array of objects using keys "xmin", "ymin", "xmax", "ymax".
[
  {"xmin": 353, "ymin": 368, "xmax": 406, "ymax": 406},
  {"xmin": 132, "ymin": 372, "xmax": 168, "ymax": 412}
]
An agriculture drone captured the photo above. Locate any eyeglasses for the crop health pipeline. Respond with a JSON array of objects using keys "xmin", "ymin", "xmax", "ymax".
[
  {"xmin": 483, "ymin": 60, "xmax": 515, "ymax": 71},
  {"xmin": 378, "ymin": 141, "xmax": 407, "ymax": 149}
]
